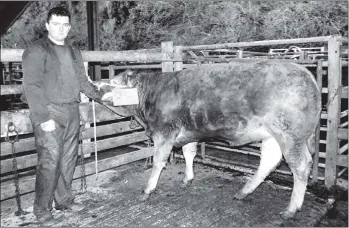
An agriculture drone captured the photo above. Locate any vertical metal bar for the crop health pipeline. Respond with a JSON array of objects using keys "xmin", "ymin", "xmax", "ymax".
[
  {"xmin": 93, "ymin": 1, "xmax": 101, "ymax": 81},
  {"xmin": 86, "ymin": 2, "xmax": 94, "ymax": 51},
  {"xmin": 86, "ymin": 1, "xmax": 94, "ymax": 80},
  {"xmin": 325, "ymin": 35, "xmax": 342, "ymax": 188},
  {"xmin": 311, "ymin": 59, "xmax": 323, "ymax": 183},
  {"xmin": 87, "ymin": 1, "xmax": 101, "ymax": 81}
]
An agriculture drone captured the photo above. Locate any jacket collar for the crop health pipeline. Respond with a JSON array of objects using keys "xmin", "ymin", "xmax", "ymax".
[{"xmin": 42, "ymin": 35, "xmax": 73, "ymax": 47}]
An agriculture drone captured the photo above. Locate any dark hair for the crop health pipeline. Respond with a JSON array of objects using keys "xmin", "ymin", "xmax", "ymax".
[{"xmin": 47, "ymin": 7, "xmax": 71, "ymax": 23}]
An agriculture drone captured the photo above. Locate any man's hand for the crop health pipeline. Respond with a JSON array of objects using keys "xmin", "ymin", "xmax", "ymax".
[
  {"xmin": 40, "ymin": 119, "xmax": 56, "ymax": 132},
  {"xmin": 101, "ymin": 92, "xmax": 114, "ymax": 104}
]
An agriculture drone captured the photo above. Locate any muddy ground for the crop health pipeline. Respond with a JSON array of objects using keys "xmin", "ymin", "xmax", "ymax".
[{"xmin": 1, "ymin": 159, "xmax": 347, "ymax": 227}]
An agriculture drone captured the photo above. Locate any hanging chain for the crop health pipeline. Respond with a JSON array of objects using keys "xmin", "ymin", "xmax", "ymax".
[
  {"xmin": 79, "ymin": 116, "xmax": 87, "ymax": 193},
  {"xmin": 326, "ymin": 86, "xmax": 342, "ymax": 109},
  {"xmin": 5, "ymin": 122, "xmax": 28, "ymax": 216}
]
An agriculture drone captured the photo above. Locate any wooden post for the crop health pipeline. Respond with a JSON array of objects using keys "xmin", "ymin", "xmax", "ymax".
[
  {"xmin": 311, "ymin": 60, "xmax": 323, "ymax": 183},
  {"xmin": 67, "ymin": 1, "xmax": 73, "ymax": 14},
  {"xmin": 161, "ymin": 41, "xmax": 174, "ymax": 72},
  {"xmin": 174, "ymin": 46, "xmax": 183, "ymax": 72},
  {"xmin": 299, "ymin": 51, "xmax": 305, "ymax": 61},
  {"xmin": 325, "ymin": 35, "xmax": 342, "ymax": 188},
  {"xmin": 201, "ymin": 142, "xmax": 206, "ymax": 159},
  {"xmin": 237, "ymin": 50, "xmax": 243, "ymax": 59},
  {"xmin": 108, "ymin": 64, "xmax": 115, "ymax": 79}
]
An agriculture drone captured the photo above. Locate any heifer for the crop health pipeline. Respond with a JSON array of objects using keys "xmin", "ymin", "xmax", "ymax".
[{"xmin": 101, "ymin": 60, "xmax": 321, "ymax": 219}]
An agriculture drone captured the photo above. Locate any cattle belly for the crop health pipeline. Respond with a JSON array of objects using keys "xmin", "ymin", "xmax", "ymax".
[{"xmin": 140, "ymin": 61, "xmax": 321, "ymax": 147}]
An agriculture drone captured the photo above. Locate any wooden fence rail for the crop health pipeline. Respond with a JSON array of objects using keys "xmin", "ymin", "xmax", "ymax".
[{"xmin": 0, "ymin": 49, "xmax": 183, "ymax": 63}]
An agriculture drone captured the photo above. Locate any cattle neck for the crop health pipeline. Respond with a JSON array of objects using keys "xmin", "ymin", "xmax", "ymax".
[{"xmin": 131, "ymin": 73, "xmax": 150, "ymax": 129}]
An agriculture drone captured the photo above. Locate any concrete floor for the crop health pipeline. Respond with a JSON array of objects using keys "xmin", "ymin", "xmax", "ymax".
[{"xmin": 1, "ymin": 159, "xmax": 335, "ymax": 227}]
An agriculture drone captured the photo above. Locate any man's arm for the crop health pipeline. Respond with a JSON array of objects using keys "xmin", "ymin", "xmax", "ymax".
[
  {"xmin": 75, "ymin": 49, "xmax": 106, "ymax": 103},
  {"xmin": 22, "ymin": 45, "xmax": 51, "ymax": 126}
]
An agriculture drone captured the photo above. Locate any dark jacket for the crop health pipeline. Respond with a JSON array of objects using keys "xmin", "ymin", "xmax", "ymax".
[{"xmin": 22, "ymin": 36, "xmax": 103, "ymax": 125}]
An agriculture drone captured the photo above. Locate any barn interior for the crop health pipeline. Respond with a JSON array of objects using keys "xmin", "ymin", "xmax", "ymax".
[{"xmin": 1, "ymin": 2, "xmax": 348, "ymax": 227}]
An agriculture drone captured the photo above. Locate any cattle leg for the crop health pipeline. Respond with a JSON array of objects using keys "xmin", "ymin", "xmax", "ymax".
[
  {"xmin": 281, "ymin": 141, "xmax": 312, "ymax": 219},
  {"xmin": 141, "ymin": 134, "xmax": 174, "ymax": 200},
  {"xmin": 234, "ymin": 136, "xmax": 282, "ymax": 200},
  {"xmin": 181, "ymin": 142, "xmax": 198, "ymax": 187}
]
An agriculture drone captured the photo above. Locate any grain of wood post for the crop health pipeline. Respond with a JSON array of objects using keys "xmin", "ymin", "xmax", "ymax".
[
  {"xmin": 325, "ymin": 35, "xmax": 342, "ymax": 188},
  {"xmin": 201, "ymin": 142, "xmax": 206, "ymax": 159},
  {"xmin": 108, "ymin": 64, "xmax": 115, "ymax": 79},
  {"xmin": 237, "ymin": 50, "xmax": 243, "ymax": 59},
  {"xmin": 174, "ymin": 46, "xmax": 183, "ymax": 72},
  {"xmin": 161, "ymin": 41, "xmax": 174, "ymax": 73}
]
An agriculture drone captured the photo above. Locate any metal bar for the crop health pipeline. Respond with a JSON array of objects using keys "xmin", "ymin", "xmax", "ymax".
[
  {"xmin": 181, "ymin": 36, "xmax": 332, "ymax": 51},
  {"xmin": 337, "ymin": 168, "xmax": 348, "ymax": 178},
  {"xmin": 100, "ymin": 64, "xmax": 162, "ymax": 70},
  {"xmin": 339, "ymin": 144, "xmax": 348, "ymax": 154},
  {"xmin": 174, "ymin": 153, "xmax": 326, "ymax": 181},
  {"xmin": 340, "ymin": 122, "xmax": 348, "ymax": 128},
  {"xmin": 205, "ymin": 144, "xmax": 261, "ymax": 157},
  {"xmin": 312, "ymin": 60, "xmax": 323, "ymax": 183}
]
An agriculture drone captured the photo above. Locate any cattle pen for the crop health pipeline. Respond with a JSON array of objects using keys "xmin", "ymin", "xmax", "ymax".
[{"xmin": 1, "ymin": 35, "xmax": 348, "ymax": 227}]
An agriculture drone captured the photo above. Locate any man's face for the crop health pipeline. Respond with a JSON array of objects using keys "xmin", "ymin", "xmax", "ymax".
[{"xmin": 45, "ymin": 14, "xmax": 71, "ymax": 43}]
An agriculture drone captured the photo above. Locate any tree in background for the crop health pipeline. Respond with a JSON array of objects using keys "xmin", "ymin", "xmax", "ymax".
[
  {"xmin": 1, "ymin": 1, "xmax": 88, "ymax": 49},
  {"xmin": 262, "ymin": 1, "xmax": 348, "ymax": 39},
  {"xmin": 2, "ymin": 0, "xmax": 348, "ymax": 50},
  {"xmin": 119, "ymin": 0, "xmax": 347, "ymax": 49},
  {"xmin": 98, "ymin": 1, "xmax": 136, "ymax": 51}
]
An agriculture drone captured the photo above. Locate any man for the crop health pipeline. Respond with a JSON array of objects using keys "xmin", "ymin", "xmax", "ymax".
[{"xmin": 22, "ymin": 6, "xmax": 108, "ymax": 224}]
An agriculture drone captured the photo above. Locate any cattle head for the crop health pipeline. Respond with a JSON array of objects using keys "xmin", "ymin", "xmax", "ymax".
[
  {"xmin": 100, "ymin": 69, "xmax": 136, "ymax": 104},
  {"xmin": 100, "ymin": 69, "xmax": 139, "ymax": 118},
  {"xmin": 109, "ymin": 69, "xmax": 138, "ymax": 88}
]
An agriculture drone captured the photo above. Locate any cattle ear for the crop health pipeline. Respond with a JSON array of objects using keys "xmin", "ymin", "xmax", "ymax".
[
  {"xmin": 124, "ymin": 69, "xmax": 137, "ymax": 87},
  {"xmin": 127, "ymin": 74, "xmax": 138, "ymax": 88},
  {"xmin": 110, "ymin": 69, "xmax": 132, "ymax": 86}
]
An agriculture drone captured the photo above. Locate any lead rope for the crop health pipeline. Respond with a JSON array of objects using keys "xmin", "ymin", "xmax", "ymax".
[
  {"xmin": 92, "ymin": 100, "xmax": 98, "ymax": 180},
  {"xmin": 5, "ymin": 122, "xmax": 29, "ymax": 216}
]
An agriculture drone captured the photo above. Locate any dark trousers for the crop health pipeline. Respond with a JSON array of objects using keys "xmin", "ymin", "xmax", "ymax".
[{"xmin": 32, "ymin": 102, "xmax": 80, "ymax": 215}]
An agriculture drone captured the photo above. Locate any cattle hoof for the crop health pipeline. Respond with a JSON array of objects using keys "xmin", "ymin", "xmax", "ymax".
[
  {"xmin": 181, "ymin": 179, "xmax": 193, "ymax": 188},
  {"xmin": 279, "ymin": 210, "xmax": 295, "ymax": 220},
  {"xmin": 140, "ymin": 191, "xmax": 151, "ymax": 201},
  {"xmin": 233, "ymin": 192, "xmax": 248, "ymax": 200}
]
